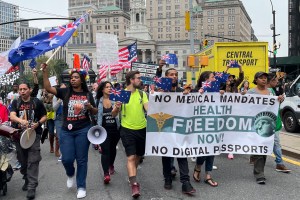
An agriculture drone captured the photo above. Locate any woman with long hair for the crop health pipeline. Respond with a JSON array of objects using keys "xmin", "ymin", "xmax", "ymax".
[
  {"xmin": 239, "ymin": 80, "xmax": 250, "ymax": 94},
  {"xmin": 42, "ymin": 64, "xmax": 97, "ymax": 199},
  {"xmin": 193, "ymin": 71, "xmax": 218, "ymax": 187},
  {"xmin": 96, "ymin": 81, "xmax": 120, "ymax": 184}
]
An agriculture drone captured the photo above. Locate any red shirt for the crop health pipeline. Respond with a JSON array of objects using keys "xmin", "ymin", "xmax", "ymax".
[{"xmin": 0, "ymin": 103, "xmax": 9, "ymax": 123}]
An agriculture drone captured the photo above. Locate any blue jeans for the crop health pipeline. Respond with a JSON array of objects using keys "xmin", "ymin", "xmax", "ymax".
[
  {"xmin": 273, "ymin": 131, "xmax": 283, "ymax": 165},
  {"xmin": 54, "ymin": 115, "xmax": 63, "ymax": 139},
  {"xmin": 196, "ymin": 156, "xmax": 214, "ymax": 173},
  {"xmin": 59, "ymin": 125, "xmax": 91, "ymax": 189}
]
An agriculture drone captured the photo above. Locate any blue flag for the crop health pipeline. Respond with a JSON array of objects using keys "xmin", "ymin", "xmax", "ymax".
[
  {"xmin": 153, "ymin": 77, "xmax": 172, "ymax": 91},
  {"xmin": 162, "ymin": 53, "xmax": 178, "ymax": 65},
  {"xmin": 202, "ymin": 72, "xmax": 229, "ymax": 92},
  {"xmin": 109, "ymin": 89, "xmax": 131, "ymax": 104},
  {"xmin": 29, "ymin": 59, "xmax": 37, "ymax": 69},
  {"xmin": 9, "ymin": 14, "xmax": 88, "ymax": 65}
]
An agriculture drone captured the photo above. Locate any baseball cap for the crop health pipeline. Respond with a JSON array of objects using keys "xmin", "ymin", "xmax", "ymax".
[{"xmin": 254, "ymin": 72, "xmax": 268, "ymax": 79}]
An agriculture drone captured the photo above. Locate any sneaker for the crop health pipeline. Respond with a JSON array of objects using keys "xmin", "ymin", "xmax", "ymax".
[
  {"xmin": 13, "ymin": 161, "xmax": 21, "ymax": 171},
  {"xmin": 67, "ymin": 176, "xmax": 75, "ymax": 188},
  {"xmin": 131, "ymin": 182, "xmax": 140, "ymax": 198},
  {"xmin": 109, "ymin": 166, "xmax": 115, "ymax": 175},
  {"xmin": 228, "ymin": 153, "xmax": 234, "ymax": 160},
  {"xmin": 213, "ymin": 166, "xmax": 218, "ymax": 170},
  {"xmin": 276, "ymin": 164, "xmax": 291, "ymax": 173},
  {"xmin": 256, "ymin": 177, "xmax": 266, "ymax": 184},
  {"xmin": 77, "ymin": 188, "xmax": 86, "ymax": 199},
  {"xmin": 191, "ymin": 157, "xmax": 196, "ymax": 162},
  {"xmin": 182, "ymin": 181, "xmax": 196, "ymax": 195},
  {"xmin": 26, "ymin": 189, "xmax": 35, "ymax": 200},
  {"xmin": 164, "ymin": 178, "xmax": 172, "ymax": 190},
  {"xmin": 58, "ymin": 155, "xmax": 62, "ymax": 162},
  {"xmin": 104, "ymin": 174, "xmax": 111, "ymax": 184}
]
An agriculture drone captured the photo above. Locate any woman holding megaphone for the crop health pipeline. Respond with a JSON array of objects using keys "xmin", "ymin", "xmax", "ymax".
[
  {"xmin": 42, "ymin": 63, "xmax": 97, "ymax": 199},
  {"xmin": 95, "ymin": 81, "xmax": 120, "ymax": 185}
]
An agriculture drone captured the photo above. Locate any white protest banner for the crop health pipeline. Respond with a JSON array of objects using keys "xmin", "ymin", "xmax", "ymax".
[
  {"xmin": 145, "ymin": 92, "xmax": 279, "ymax": 158},
  {"xmin": 48, "ymin": 76, "xmax": 57, "ymax": 87},
  {"xmin": 96, "ymin": 33, "xmax": 119, "ymax": 66}
]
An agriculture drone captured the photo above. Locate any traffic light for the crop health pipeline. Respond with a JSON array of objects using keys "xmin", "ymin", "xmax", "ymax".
[
  {"xmin": 273, "ymin": 44, "xmax": 277, "ymax": 55},
  {"xmin": 185, "ymin": 11, "xmax": 190, "ymax": 31}
]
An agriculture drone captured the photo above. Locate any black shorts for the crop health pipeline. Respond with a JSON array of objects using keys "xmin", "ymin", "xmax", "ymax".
[{"xmin": 120, "ymin": 126, "xmax": 146, "ymax": 157}]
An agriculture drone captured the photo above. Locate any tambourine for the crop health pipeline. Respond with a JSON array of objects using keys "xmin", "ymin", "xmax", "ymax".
[{"xmin": 20, "ymin": 128, "xmax": 36, "ymax": 149}]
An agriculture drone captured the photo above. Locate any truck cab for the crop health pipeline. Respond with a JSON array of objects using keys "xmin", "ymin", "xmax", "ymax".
[{"xmin": 280, "ymin": 75, "xmax": 300, "ymax": 133}]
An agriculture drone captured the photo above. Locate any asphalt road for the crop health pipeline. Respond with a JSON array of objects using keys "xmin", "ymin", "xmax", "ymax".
[{"xmin": 2, "ymin": 140, "xmax": 300, "ymax": 200}]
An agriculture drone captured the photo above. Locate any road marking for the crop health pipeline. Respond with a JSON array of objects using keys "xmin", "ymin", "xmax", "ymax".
[{"xmin": 271, "ymin": 154, "xmax": 300, "ymax": 166}]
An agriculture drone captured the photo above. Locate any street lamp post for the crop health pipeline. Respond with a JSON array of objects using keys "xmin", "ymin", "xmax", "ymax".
[{"xmin": 270, "ymin": 0, "xmax": 277, "ymax": 69}]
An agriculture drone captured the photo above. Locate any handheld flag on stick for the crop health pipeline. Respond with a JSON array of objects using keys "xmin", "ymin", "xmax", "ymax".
[
  {"xmin": 109, "ymin": 89, "xmax": 131, "ymax": 104},
  {"xmin": 9, "ymin": 13, "xmax": 88, "ymax": 65}
]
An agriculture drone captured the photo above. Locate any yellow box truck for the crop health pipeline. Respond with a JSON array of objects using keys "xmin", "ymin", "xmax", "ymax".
[{"xmin": 187, "ymin": 42, "xmax": 269, "ymax": 87}]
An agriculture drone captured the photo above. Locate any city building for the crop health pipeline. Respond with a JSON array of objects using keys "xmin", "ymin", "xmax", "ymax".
[
  {"xmin": 91, "ymin": 6, "xmax": 130, "ymax": 41},
  {"xmin": 68, "ymin": 0, "xmax": 130, "ymax": 12},
  {"xmin": 19, "ymin": 20, "xmax": 41, "ymax": 40},
  {"xmin": 288, "ymin": 0, "xmax": 300, "ymax": 56},
  {"xmin": 0, "ymin": 0, "xmax": 19, "ymax": 52},
  {"xmin": 201, "ymin": 0, "xmax": 253, "ymax": 45}
]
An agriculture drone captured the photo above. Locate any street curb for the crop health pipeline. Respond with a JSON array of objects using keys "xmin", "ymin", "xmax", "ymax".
[{"xmin": 282, "ymin": 149, "xmax": 300, "ymax": 160}]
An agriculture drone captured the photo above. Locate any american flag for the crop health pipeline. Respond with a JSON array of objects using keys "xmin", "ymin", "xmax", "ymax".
[
  {"xmin": 98, "ymin": 42, "xmax": 138, "ymax": 81},
  {"xmin": 82, "ymin": 55, "xmax": 91, "ymax": 71}
]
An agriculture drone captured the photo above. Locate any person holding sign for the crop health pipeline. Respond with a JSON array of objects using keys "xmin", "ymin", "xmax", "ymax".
[
  {"xmin": 224, "ymin": 61, "xmax": 244, "ymax": 93},
  {"xmin": 95, "ymin": 81, "xmax": 120, "ymax": 184},
  {"xmin": 155, "ymin": 68, "xmax": 196, "ymax": 195},
  {"xmin": 42, "ymin": 64, "xmax": 98, "ymax": 199},
  {"xmin": 247, "ymin": 72, "xmax": 284, "ymax": 184},
  {"xmin": 193, "ymin": 71, "xmax": 219, "ymax": 187},
  {"xmin": 112, "ymin": 71, "xmax": 148, "ymax": 198}
]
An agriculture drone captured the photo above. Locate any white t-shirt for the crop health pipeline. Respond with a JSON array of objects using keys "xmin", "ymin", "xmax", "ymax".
[{"xmin": 7, "ymin": 92, "xmax": 19, "ymax": 101}]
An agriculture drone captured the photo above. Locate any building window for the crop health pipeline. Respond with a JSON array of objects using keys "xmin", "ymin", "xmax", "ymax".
[
  {"xmin": 158, "ymin": 6, "xmax": 163, "ymax": 11},
  {"xmin": 166, "ymin": 12, "xmax": 171, "ymax": 18},
  {"xmin": 158, "ymin": 13, "xmax": 163, "ymax": 18},
  {"xmin": 207, "ymin": 11, "xmax": 210, "ymax": 16},
  {"xmin": 158, "ymin": 0, "xmax": 162, "ymax": 4},
  {"xmin": 175, "ymin": 5, "xmax": 180, "ymax": 9},
  {"xmin": 166, "ymin": 6, "xmax": 171, "ymax": 10},
  {"xmin": 175, "ymin": 11, "xmax": 180, "ymax": 17}
]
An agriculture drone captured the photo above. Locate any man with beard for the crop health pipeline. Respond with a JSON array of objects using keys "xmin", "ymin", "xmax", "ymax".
[
  {"xmin": 112, "ymin": 71, "xmax": 148, "ymax": 198},
  {"xmin": 160, "ymin": 68, "xmax": 196, "ymax": 194}
]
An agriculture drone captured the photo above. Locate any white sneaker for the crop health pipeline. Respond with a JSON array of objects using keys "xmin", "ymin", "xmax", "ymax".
[
  {"xmin": 77, "ymin": 188, "xmax": 86, "ymax": 199},
  {"xmin": 213, "ymin": 165, "xmax": 218, "ymax": 170},
  {"xmin": 67, "ymin": 176, "xmax": 74, "ymax": 188}
]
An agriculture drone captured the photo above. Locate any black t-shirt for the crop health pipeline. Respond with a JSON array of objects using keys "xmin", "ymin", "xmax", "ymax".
[
  {"xmin": 102, "ymin": 106, "xmax": 117, "ymax": 130},
  {"xmin": 10, "ymin": 98, "xmax": 46, "ymax": 134},
  {"xmin": 56, "ymin": 88, "xmax": 96, "ymax": 131}
]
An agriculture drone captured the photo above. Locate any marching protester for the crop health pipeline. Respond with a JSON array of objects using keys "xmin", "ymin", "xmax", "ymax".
[
  {"xmin": 112, "ymin": 71, "xmax": 148, "ymax": 198},
  {"xmin": 43, "ymin": 91, "xmax": 56, "ymax": 155},
  {"xmin": 158, "ymin": 68, "xmax": 196, "ymax": 194},
  {"xmin": 193, "ymin": 71, "xmax": 219, "ymax": 187},
  {"xmin": 52, "ymin": 83, "xmax": 66, "ymax": 161},
  {"xmin": 10, "ymin": 82, "xmax": 47, "ymax": 200},
  {"xmin": 42, "ymin": 63, "xmax": 97, "ymax": 199},
  {"xmin": 247, "ymin": 72, "xmax": 284, "ymax": 184},
  {"xmin": 223, "ymin": 64, "xmax": 244, "ymax": 159},
  {"xmin": 266, "ymin": 73, "xmax": 291, "ymax": 173},
  {"xmin": 96, "ymin": 81, "xmax": 120, "ymax": 184},
  {"xmin": 239, "ymin": 80, "xmax": 250, "ymax": 94},
  {"xmin": 156, "ymin": 59, "xmax": 166, "ymax": 77},
  {"xmin": 7, "ymin": 83, "xmax": 19, "ymax": 109}
]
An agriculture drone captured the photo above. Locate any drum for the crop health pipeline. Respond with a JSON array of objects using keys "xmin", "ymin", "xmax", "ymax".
[{"xmin": 20, "ymin": 128, "xmax": 36, "ymax": 149}]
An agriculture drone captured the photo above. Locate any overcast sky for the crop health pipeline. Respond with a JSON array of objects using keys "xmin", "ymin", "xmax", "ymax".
[{"xmin": 4, "ymin": 0, "xmax": 288, "ymax": 56}]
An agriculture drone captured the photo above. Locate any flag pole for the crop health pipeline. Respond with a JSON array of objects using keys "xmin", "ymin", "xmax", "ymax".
[{"xmin": 46, "ymin": 46, "xmax": 62, "ymax": 64}]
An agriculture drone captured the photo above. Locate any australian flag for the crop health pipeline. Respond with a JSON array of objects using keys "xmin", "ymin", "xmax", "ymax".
[
  {"xmin": 162, "ymin": 53, "xmax": 178, "ymax": 65},
  {"xmin": 8, "ymin": 14, "xmax": 88, "ymax": 65},
  {"xmin": 109, "ymin": 89, "xmax": 131, "ymax": 104},
  {"xmin": 202, "ymin": 72, "xmax": 229, "ymax": 92},
  {"xmin": 153, "ymin": 77, "xmax": 172, "ymax": 91}
]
